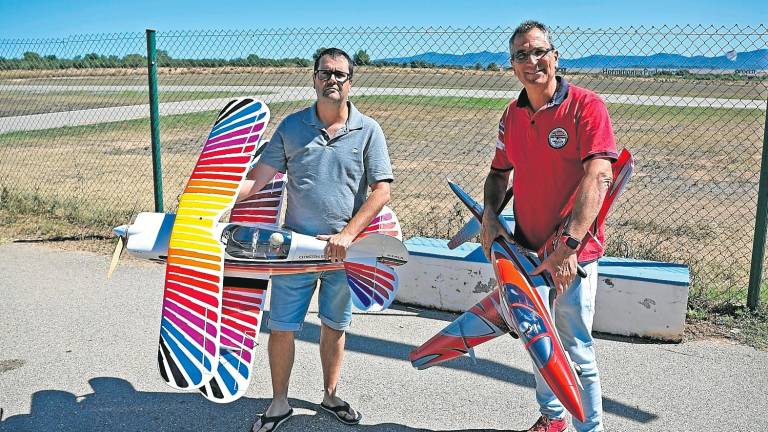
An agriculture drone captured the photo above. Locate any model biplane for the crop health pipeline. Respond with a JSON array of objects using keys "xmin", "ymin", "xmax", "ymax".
[{"xmin": 108, "ymin": 97, "xmax": 408, "ymax": 403}]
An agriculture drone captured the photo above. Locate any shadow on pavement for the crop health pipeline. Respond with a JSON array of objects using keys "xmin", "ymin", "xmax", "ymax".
[
  {"xmin": 0, "ymin": 377, "xmax": 428, "ymax": 432},
  {"xmin": 2, "ymin": 308, "xmax": 656, "ymax": 431},
  {"xmin": 288, "ymin": 311, "xmax": 658, "ymax": 426}
]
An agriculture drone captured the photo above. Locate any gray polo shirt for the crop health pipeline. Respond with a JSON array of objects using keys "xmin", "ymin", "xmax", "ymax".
[{"xmin": 259, "ymin": 101, "xmax": 393, "ymax": 236}]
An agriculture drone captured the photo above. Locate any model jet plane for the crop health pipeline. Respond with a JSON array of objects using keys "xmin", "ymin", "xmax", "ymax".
[
  {"xmin": 409, "ymin": 149, "xmax": 633, "ymax": 423},
  {"xmin": 108, "ymin": 97, "xmax": 409, "ymax": 403}
]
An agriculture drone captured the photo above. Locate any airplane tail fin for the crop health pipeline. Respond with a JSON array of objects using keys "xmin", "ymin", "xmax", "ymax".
[
  {"xmin": 447, "ymin": 180, "xmax": 515, "ymax": 245},
  {"xmin": 447, "ymin": 150, "xmax": 632, "ymax": 252},
  {"xmin": 356, "ymin": 205, "xmax": 403, "ymax": 240},
  {"xmin": 447, "ymin": 185, "xmax": 513, "ymax": 249},
  {"xmin": 343, "ymin": 207, "xmax": 409, "ymax": 312},
  {"xmin": 447, "ymin": 218, "xmax": 481, "ymax": 250},
  {"xmin": 345, "ymin": 233, "xmax": 409, "ymax": 312},
  {"xmin": 595, "ymin": 148, "xmax": 634, "ymax": 229},
  {"xmin": 540, "ymin": 148, "xmax": 635, "ymax": 258},
  {"xmin": 447, "ymin": 180, "xmax": 485, "ymax": 221}
]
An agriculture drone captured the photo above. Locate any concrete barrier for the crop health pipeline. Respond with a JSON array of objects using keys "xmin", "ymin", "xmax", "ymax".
[{"xmin": 395, "ymin": 236, "xmax": 690, "ymax": 341}]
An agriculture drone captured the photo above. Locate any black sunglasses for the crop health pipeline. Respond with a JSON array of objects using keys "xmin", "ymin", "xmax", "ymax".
[
  {"xmin": 512, "ymin": 47, "xmax": 555, "ymax": 63},
  {"xmin": 315, "ymin": 69, "xmax": 351, "ymax": 83}
]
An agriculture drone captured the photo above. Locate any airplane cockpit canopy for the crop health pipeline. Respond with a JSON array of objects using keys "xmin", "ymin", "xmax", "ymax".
[
  {"xmin": 503, "ymin": 283, "xmax": 553, "ymax": 368},
  {"xmin": 222, "ymin": 224, "xmax": 292, "ymax": 260}
]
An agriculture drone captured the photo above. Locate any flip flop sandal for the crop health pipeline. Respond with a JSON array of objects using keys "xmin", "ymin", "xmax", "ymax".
[
  {"xmin": 252, "ymin": 408, "xmax": 294, "ymax": 432},
  {"xmin": 320, "ymin": 401, "xmax": 363, "ymax": 425}
]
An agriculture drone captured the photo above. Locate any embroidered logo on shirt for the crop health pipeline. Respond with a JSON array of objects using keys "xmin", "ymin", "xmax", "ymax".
[{"xmin": 548, "ymin": 127, "xmax": 568, "ymax": 149}]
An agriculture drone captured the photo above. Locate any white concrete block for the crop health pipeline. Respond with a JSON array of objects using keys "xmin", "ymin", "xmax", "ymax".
[
  {"xmin": 594, "ymin": 258, "xmax": 690, "ymax": 341},
  {"xmin": 395, "ymin": 237, "xmax": 497, "ymax": 312},
  {"xmin": 396, "ymin": 237, "xmax": 690, "ymax": 341}
]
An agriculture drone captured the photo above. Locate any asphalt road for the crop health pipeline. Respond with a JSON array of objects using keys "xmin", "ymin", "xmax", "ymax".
[
  {"xmin": 0, "ymin": 84, "xmax": 764, "ymax": 133},
  {"xmin": 1, "ymin": 242, "xmax": 767, "ymax": 431}
]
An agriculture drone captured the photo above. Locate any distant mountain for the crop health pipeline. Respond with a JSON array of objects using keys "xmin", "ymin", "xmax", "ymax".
[
  {"xmin": 377, "ymin": 49, "xmax": 768, "ymax": 70},
  {"xmin": 377, "ymin": 51, "xmax": 509, "ymax": 67}
]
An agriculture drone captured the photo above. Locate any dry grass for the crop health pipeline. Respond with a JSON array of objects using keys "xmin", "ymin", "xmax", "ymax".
[
  {"xmin": 0, "ymin": 90, "xmax": 261, "ymax": 117},
  {"xmin": 1, "ymin": 66, "xmax": 764, "ymax": 99},
  {"xmin": 1, "ymin": 64, "xmax": 766, "ymax": 347},
  {"xmin": 1, "ymin": 73, "xmax": 767, "ymax": 307}
]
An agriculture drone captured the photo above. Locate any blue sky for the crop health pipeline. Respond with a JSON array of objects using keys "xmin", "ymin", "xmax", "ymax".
[{"xmin": 0, "ymin": 0, "xmax": 765, "ymax": 39}]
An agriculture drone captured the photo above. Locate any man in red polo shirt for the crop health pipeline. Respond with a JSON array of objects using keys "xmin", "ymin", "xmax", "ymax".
[{"xmin": 480, "ymin": 21, "xmax": 617, "ymax": 432}]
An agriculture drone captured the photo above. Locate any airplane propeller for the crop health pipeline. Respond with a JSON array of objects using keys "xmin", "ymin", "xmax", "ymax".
[
  {"xmin": 107, "ymin": 236, "xmax": 125, "ymax": 279},
  {"xmin": 107, "ymin": 223, "xmax": 129, "ymax": 279}
]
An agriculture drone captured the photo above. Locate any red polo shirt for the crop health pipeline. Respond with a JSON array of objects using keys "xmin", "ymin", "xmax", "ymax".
[{"xmin": 491, "ymin": 77, "xmax": 618, "ymax": 262}]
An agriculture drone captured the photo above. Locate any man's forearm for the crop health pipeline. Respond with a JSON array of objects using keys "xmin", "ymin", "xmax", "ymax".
[
  {"xmin": 236, "ymin": 163, "xmax": 279, "ymax": 202},
  {"xmin": 483, "ymin": 169, "xmax": 511, "ymax": 216},
  {"xmin": 340, "ymin": 183, "xmax": 391, "ymax": 238},
  {"xmin": 567, "ymin": 160, "xmax": 613, "ymax": 241}
]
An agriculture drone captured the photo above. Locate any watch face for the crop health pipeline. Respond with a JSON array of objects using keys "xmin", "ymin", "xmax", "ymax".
[{"xmin": 563, "ymin": 236, "xmax": 579, "ymax": 249}]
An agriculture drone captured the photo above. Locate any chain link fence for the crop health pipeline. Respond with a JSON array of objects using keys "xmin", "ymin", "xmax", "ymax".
[{"xmin": 1, "ymin": 25, "xmax": 767, "ymax": 309}]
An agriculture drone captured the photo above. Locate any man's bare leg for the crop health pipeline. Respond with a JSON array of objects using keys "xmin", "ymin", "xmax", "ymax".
[
  {"xmin": 253, "ymin": 330, "xmax": 295, "ymax": 432},
  {"xmin": 320, "ymin": 323, "xmax": 359, "ymax": 421}
]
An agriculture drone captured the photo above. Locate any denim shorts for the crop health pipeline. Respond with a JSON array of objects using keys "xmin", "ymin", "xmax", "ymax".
[{"xmin": 267, "ymin": 269, "xmax": 352, "ymax": 332}]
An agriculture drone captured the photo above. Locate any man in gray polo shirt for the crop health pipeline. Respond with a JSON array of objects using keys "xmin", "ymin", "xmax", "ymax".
[{"xmin": 238, "ymin": 48, "xmax": 393, "ymax": 432}]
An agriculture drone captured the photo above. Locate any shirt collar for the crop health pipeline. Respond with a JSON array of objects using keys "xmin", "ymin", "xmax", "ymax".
[
  {"xmin": 304, "ymin": 100, "xmax": 364, "ymax": 131},
  {"xmin": 516, "ymin": 76, "xmax": 569, "ymax": 109}
]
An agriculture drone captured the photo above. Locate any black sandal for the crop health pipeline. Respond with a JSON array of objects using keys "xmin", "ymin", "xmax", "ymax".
[
  {"xmin": 320, "ymin": 401, "xmax": 363, "ymax": 425},
  {"xmin": 252, "ymin": 408, "xmax": 294, "ymax": 432}
]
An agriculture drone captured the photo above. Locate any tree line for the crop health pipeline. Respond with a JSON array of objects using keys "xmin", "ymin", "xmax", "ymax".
[{"xmin": 0, "ymin": 48, "xmax": 503, "ymax": 71}]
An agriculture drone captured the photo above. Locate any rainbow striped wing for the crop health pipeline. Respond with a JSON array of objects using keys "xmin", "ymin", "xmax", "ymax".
[
  {"xmin": 199, "ymin": 277, "xmax": 268, "ymax": 403},
  {"xmin": 230, "ymin": 170, "xmax": 286, "ymax": 225},
  {"xmin": 198, "ymin": 149, "xmax": 284, "ymax": 403},
  {"xmin": 157, "ymin": 98, "xmax": 270, "ymax": 390}
]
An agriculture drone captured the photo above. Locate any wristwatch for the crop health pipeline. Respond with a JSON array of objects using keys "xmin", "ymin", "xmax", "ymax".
[{"xmin": 560, "ymin": 232, "xmax": 581, "ymax": 250}]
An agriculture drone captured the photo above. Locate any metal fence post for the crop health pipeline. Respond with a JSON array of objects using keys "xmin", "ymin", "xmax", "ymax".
[
  {"xmin": 146, "ymin": 28, "xmax": 164, "ymax": 212},
  {"xmin": 747, "ymin": 97, "xmax": 768, "ymax": 311}
]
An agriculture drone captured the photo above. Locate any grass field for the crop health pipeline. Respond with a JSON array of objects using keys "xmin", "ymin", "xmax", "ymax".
[
  {"xmin": 1, "ymin": 62, "xmax": 767, "ymax": 307},
  {"xmin": 0, "ymin": 90, "xmax": 273, "ymax": 117},
  {"xmin": 1, "ymin": 90, "xmax": 766, "ymax": 309},
  {"xmin": 1, "ymin": 66, "xmax": 765, "ymax": 100}
]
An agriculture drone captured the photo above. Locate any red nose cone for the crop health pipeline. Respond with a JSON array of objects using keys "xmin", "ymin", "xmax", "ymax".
[{"xmin": 538, "ymin": 359, "xmax": 586, "ymax": 423}]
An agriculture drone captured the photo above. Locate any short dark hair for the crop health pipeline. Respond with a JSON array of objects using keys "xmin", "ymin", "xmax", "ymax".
[
  {"xmin": 313, "ymin": 47, "xmax": 354, "ymax": 78},
  {"xmin": 509, "ymin": 20, "xmax": 555, "ymax": 50}
]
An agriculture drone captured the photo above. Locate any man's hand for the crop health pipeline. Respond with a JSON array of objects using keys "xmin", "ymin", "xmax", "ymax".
[
  {"xmin": 317, "ymin": 231, "xmax": 356, "ymax": 262},
  {"xmin": 531, "ymin": 246, "xmax": 578, "ymax": 296},
  {"xmin": 480, "ymin": 210, "xmax": 514, "ymax": 260},
  {"xmin": 317, "ymin": 181, "xmax": 391, "ymax": 263}
]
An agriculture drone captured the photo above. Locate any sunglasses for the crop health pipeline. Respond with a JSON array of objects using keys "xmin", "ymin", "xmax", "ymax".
[
  {"xmin": 512, "ymin": 47, "xmax": 555, "ymax": 64},
  {"xmin": 315, "ymin": 69, "xmax": 351, "ymax": 83}
]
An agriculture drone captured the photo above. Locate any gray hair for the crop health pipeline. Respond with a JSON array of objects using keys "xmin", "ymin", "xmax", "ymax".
[{"xmin": 509, "ymin": 20, "xmax": 555, "ymax": 49}]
